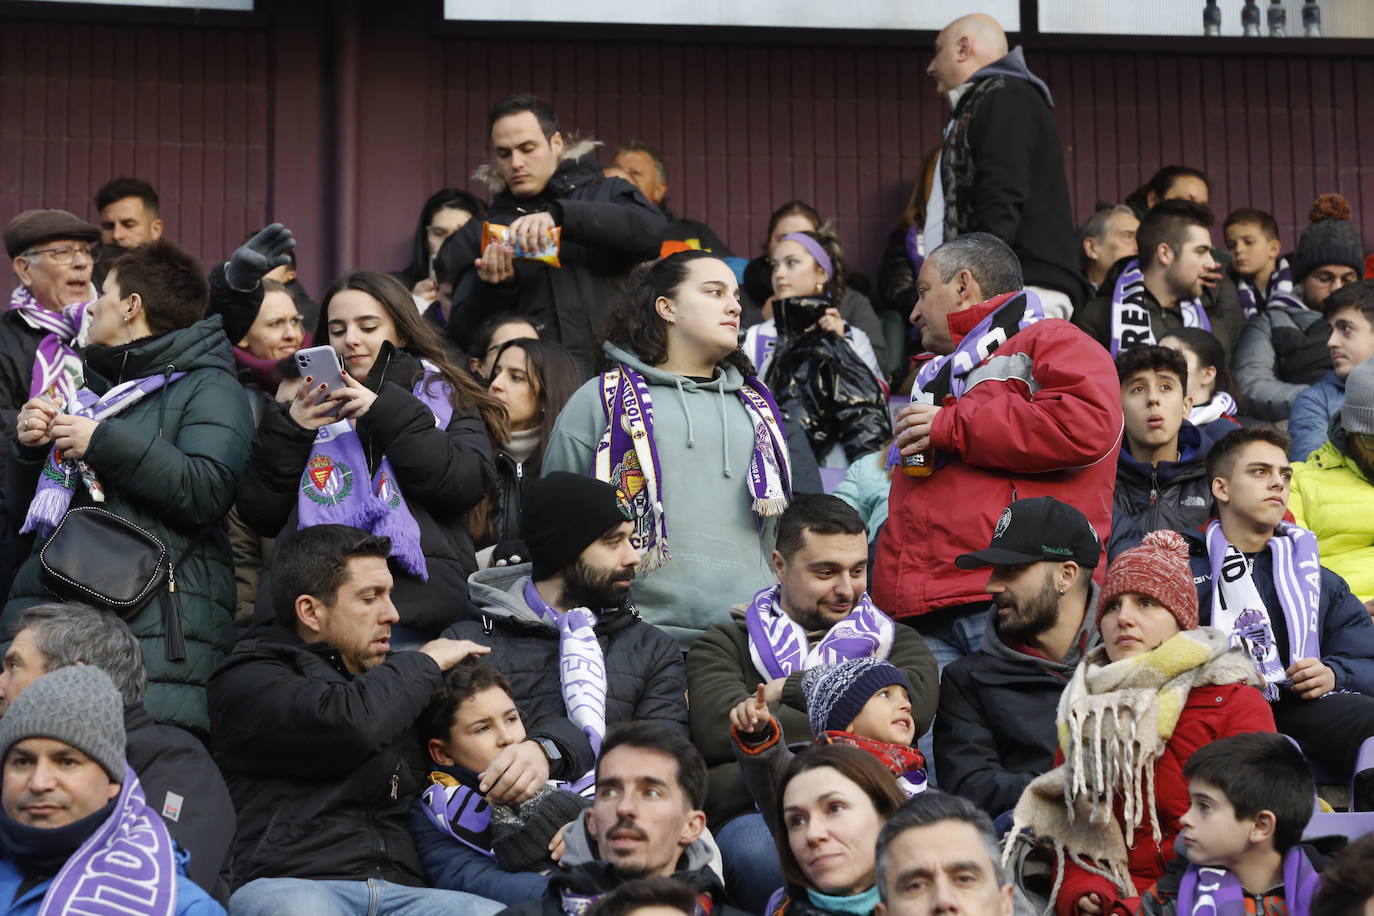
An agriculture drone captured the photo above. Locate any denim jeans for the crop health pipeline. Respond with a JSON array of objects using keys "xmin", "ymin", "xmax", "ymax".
[
  {"xmin": 229, "ymin": 878, "xmax": 505, "ymax": 916},
  {"xmin": 909, "ymin": 603, "xmax": 993, "ymax": 790},
  {"xmin": 716, "ymin": 813, "xmax": 785, "ymax": 915}
]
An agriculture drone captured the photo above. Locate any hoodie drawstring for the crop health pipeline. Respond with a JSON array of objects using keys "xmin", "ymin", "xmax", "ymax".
[
  {"xmin": 671, "ymin": 374, "xmax": 734, "ymax": 479},
  {"xmin": 672, "ymin": 377, "xmax": 696, "ymax": 450}
]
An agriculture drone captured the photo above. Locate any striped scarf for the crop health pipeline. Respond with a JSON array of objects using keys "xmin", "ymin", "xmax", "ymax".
[{"xmin": 8, "ymin": 285, "xmax": 89, "ymax": 406}]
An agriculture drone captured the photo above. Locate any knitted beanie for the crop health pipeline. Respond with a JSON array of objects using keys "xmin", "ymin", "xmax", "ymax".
[
  {"xmin": 1343, "ymin": 357, "xmax": 1374, "ymax": 436},
  {"xmin": 0, "ymin": 666, "xmax": 125, "ymax": 782},
  {"xmin": 1292, "ymin": 194, "xmax": 1365, "ymax": 283},
  {"xmin": 522, "ymin": 472, "xmax": 633, "ymax": 581},
  {"xmin": 1096, "ymin": 529, "xmax": 1199, "ymax": 631},
  {"xmin": 802, "ymin": 657, "xmax": 911, "ymax": 736},
  {"xmin": 488, "ymin": 784, "xmax": 591, "ymax": 871}
]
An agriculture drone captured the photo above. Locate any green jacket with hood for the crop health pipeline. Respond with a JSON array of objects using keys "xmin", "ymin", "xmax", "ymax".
[
  {"xmin": 4, "ymin": 316, "xmax": 254, "ymax": 736},
  {"xmin": 541, "ymin": 342, "xmax": 778, "ymax": 649}
]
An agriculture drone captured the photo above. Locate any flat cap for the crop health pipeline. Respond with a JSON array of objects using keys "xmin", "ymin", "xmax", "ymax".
[{"xmin": 5, "ymin": 209, "xmax": 101, "ymax": 259}]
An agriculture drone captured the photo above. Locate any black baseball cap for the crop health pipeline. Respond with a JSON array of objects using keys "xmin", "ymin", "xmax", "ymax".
[{"xmin": 955, "ymin": 496, "xmax": 1100, "ymax": 569}]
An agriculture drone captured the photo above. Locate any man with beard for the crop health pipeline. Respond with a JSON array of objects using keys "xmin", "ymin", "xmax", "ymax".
[
  {"xmin": 499, "ymin": 722, "xmax": 747, "ymax": 916},
  {"xmin": 686, "ymin": 494, "xmax": 937, "ymax": 914},
  {"xmin": 446, "ymin": 472, "xmax": 688, "ymax": 795},
  {"xmin": 932, "ymin": 497, "xmax": 1102, "ymax": 820}
]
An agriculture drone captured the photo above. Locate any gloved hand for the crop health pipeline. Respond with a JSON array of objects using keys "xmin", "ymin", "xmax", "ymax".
[
  {"xmin": 490, "ymin": 539, "xmax": 529, "ymax": 568},
  {"xmin": 226, "ymin": 223, "xmax": 296, "ymax": 291}
]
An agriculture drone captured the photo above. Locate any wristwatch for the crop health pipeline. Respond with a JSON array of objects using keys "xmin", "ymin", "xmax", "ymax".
[{"xmin": 533, "ymin": 736, "xmax": 562, "ymax": 764}]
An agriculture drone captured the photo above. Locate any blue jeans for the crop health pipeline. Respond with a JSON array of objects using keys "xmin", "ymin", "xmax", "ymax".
[
  {"xmin": 229, "ymin": 878, "xmax": 504, "ymax": 916},
  {"xmin": 716, "ymin": 813, "xmax": 785, "ymax": 916},
  {"xmin": 910, "ymin": 603, "xmax": 993, "ymax": 790}
]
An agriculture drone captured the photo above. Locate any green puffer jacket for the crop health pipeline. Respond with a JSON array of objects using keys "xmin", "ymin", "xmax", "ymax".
[{"xmin": 4, "ymin": 316, "xmax": 254, "ymax": 737}]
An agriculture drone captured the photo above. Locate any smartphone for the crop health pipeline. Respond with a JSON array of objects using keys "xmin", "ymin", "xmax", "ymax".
[{"xmin": 293, "ymin": 345, "xmax": 346, "ymax": 413}]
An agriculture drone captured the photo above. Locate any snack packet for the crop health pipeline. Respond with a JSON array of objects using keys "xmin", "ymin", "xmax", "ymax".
[{"xmin": 482, "ymin": 221, "xmax": 562, "ymax": 267}]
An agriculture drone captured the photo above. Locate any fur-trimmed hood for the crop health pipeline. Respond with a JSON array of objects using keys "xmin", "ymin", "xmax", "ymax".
[{"xmin": 472, "ymin": 136, "xmax": 603, "ymax": 194}]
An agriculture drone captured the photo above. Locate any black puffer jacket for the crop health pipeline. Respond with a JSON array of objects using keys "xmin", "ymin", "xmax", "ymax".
[
  {"xmin": 125, "ymin": 704, "xmax": 236, "ymax": 904},
  {"xmin": 236, "ymin": 346, "xmax": 495, "ymax": 636},
  {"xmin": 444, "ymin": 563, "xmax": 688, "ymax": 781},
  {"xmin": 1233, "ymin": 297, "xmax": 1332, "ymax": 421},
  {"xmin": 208, "ymin": 626, "xmax": 441, "ymax": 890},
  {"xmin": 442, "ymin": 142, "xmax": 667, "ymax": 375},
  {"xmin": 1108, "ymin": 421, "xmax": 1218, "ymax": 560}
]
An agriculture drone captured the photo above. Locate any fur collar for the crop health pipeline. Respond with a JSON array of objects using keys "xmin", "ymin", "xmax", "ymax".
[{"xmin": 472, "ymin": 135, "xmax": 602, "ymax": 193}]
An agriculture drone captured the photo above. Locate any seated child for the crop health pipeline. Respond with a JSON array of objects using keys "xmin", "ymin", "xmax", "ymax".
[
  {"xmin": 1139, "ymin": 732, "xmax": 1327, "ymax": 916},
  {"xmin": 1224, "ymin": 207, "xmax": 1288, "ymax": 320},
  {"xmin": 1159, "ymin": 327, "xmax": 1244, "ymax": 441},
  {"xmin": 410, "ymin": 660, "xmax": 588, "ymax": 906},
  {"xmin": 729, "ymin": 657, "xmax": 926, "ymax": 834}
]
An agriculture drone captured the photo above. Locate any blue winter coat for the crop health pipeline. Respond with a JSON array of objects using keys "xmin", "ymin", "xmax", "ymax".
[
  {"xmin": 1288, "ymin": 371, "xmax": 1344, "ymax": 461},
  {"xmin": 1190, "ymin": 539, "xmax": 1374, "ymax": 694},
  {"xmin": 0, "ymin": 851, "xmax": 223, "ymax": 915}
]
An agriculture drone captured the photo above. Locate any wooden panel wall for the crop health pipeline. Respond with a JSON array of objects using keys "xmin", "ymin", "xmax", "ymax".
[
  {"xmin": 0, "ymin": 18, "xmax": 270, "ymax": 271},
  {"xmin": 3, "ymin": 2, "xmax": 1374, "ymax": 298}
]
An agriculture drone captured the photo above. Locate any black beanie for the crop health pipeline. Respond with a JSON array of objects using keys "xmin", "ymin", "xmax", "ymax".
[
  {"xmin": 1292, "ymin": 193, "xmax": 1365, "ymax": 283},
  {"xmin": 522, "ymin": 472, "xmax": 632, "ymax": 580}
]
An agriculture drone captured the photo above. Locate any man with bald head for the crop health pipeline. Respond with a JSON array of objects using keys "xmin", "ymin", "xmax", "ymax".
[{"xmin": 924, "ymin": 14, "xmax": 1083, "ymax": 319}]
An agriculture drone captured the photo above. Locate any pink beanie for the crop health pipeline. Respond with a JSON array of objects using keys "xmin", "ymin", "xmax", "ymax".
[{"xmin": 1096, "ymin": 529, "xmax": 1199, "ymax": 631}]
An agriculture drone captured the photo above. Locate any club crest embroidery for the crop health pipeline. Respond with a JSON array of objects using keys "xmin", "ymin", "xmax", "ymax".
[
  {"xmin": 302, "ymin": 454, "xmax": 353, "ymax": 506},
  {"xmin": 376, "ymin": 470, "xmax": 402, "ymax": 510},
  {"xmin": 994, "ymin": 506, "xmax": 1013, "ymax": 538},
  {"xmin": 610, "ymin": 450, "xmax": 653, "ymax": 549}
]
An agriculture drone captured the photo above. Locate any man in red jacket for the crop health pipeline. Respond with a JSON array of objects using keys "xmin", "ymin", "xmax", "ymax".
[{"xmin": 874, "ymin": 232, "xmax": 1122, "ymax": 674}]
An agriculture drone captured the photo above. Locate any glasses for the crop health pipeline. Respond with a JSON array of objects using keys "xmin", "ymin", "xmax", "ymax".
[
  {"xmin": 1353, "ymin": 433, "xmax": 1374, "ymax": 451},
  {"xmin": 1310, "ymin": 270, "xmax": 1359, "ymax": 286},
  {"xmin": 22, "ymin": 245, "xmax": 99, "ymax": 265}
]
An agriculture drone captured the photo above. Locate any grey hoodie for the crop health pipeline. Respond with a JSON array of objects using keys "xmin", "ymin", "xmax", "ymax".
[{"xmin": 541, "ymin": 342, "xmax": 779, "ymax": 649}]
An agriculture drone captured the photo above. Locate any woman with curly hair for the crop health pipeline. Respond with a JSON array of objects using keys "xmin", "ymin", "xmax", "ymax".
[{"xmin": 541, "ymin": 250, "xmax": 793, "ymax": 648}]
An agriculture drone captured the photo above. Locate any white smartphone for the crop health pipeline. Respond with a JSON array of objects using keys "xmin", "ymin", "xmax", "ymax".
[{"xmin": 293, "ymin": 345, "xmax": 347, "ymax": 412}]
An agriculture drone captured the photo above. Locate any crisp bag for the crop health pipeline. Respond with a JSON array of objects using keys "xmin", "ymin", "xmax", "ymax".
[{"xmin": 482, "ymin": 221, "xmax": 562, "ymax": 267}]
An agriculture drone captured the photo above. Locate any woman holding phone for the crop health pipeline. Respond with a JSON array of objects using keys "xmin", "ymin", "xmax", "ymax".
[{"xmin": 236, "ymin": 271, "xmax": 505, "ymax": 641}]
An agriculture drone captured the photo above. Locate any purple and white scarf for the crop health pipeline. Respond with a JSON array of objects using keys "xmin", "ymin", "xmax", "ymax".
[
  {"xmin": 40, "ymin": 764, "xmax": 178, "ymax": 916},
  {"xmin": 296, "ymin": 364, "xmax": 453, "ymax": 579},
  {"xmin": 887, "ymin": 290, "xmax": 1045, "ymax": 469},
  {"xmin": 1236, "ymin": 257, "xmax": 1293, "ymax": 321},
  {"xmin": 1109, "ymin": 257, "xmax": 1210, "ymax": 357},
  {"xmin": 1174, "ymin": 844, "xmax": 1318, "ymax": 916},
  {"xmin": 20, "ymin": 371, "xmax": 187, "ymax": 537},
  {"xmin": 8, "ymin": 286, "xmax": 90, "ymax": 407},
  {"xmin": 524, "ymin": 581, "xmax": 606, "ymax": 795},
  {"xmin": 1189, "ymin": 391, "xmax": 1238, "ymax": 428},
  {"xmin": 1205, "ymin": 519, "xmax": 1323, "ymax": 700},
  {"xmin": 744, "ymin": 584, "xmax": 895, "ymax": 681},
  {"xmin": 420, "ymin": 772, "xmax": 494, "ymax": 859},
  {"xmin": 594, "ymin": 365, "xmax": 791, "ymax": 572}
]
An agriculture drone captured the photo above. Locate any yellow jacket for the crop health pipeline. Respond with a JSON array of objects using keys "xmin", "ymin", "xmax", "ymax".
[{"xmin": 1291, "ymin": 439, "xmax": 1374, "ymax": 603}]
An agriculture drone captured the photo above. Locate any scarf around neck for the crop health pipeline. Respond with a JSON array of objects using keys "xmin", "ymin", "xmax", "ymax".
[
  {"xmin": 887, "ymin": 290, "xmax": 1043, "ymax": 469},
  {"xmin": 1189, "ymin": 392, "xmax": 1238, "ymax": 427},
  {"xmin": 420, "ymin": 769, "xmax": 494, "ymax": 859},
  {"xmin": 1205, "ymin": 519, "xmax": 1324, "ymax": 700},
  {"xmin": 1175, "ymin": 845, "xmax": 1319, "ymax": 916},
  {"xmin": 8, "ymin": 286, "xmax": 90, "ymax": 407},
  {"xmin": 1236, "ymin": 257, "xmax": 1294, "ymax": 321},
  {"xmin": 34, "ymin": 765, "xmax": 178, "ymax": 916},
  {"xmin": 744, "ymin": 584, "xmax": 895, "ymax": 681},
  {"xmin": 806, "ymin": 885, "xmax": 880, "ymax": 916},
  {"xmin": 524, "ymin": 580, "xmax": 607, "ymax": 794},
  {"xmin": 296, "ymin": 361, "xmax": 453, "ymax": 579},
  {"xmin": 817, "ymin": 731, "xmax": 927, "ymax": 796},
  {"xmin": 593, "ymin": 364, "xmax": 791, "ymax": 572},
  {"xmin": 20, "ymin": 370, "xmax": 187, "ymax": 537},
  {"xmin": 1008, "ymin": 629, "xmax": 1259, "ymax": 902},
  {"xmin": 1109, "ymin": 258, "xmax": 1210, "ymax": 357}
]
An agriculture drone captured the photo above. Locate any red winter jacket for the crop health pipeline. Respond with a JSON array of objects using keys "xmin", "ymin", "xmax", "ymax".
[
  {"xmin": 874, "ymin": 297, "xmax": 1123, "ymax": 618},
  {"xmin": 1054, "ymin": 683, "xmax": 1276, "ymax": 916}
]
